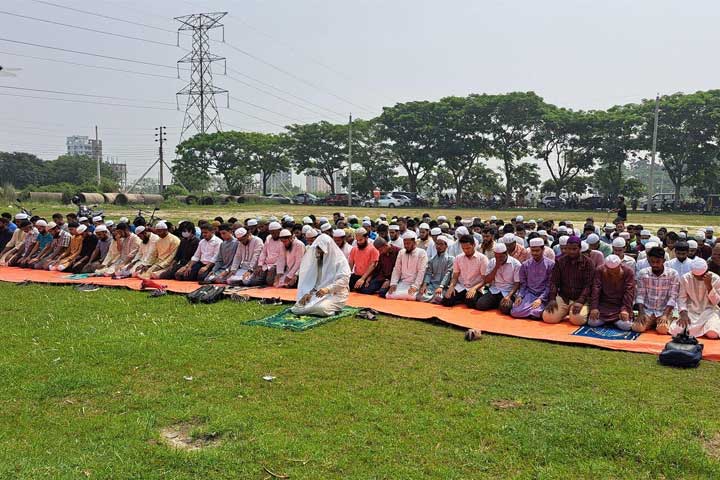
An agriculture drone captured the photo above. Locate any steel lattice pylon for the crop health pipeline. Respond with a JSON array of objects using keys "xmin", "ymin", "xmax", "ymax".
[{"xmin": 175, "ymin": 12, "xmax": 228, "ymax": 140}]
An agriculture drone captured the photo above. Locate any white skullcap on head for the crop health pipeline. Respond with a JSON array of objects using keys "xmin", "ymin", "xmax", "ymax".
[
  {"xmin": 320, "ymin": 223, "xmax": 332, "ymax": 232},
  {"xmin": 362, "ymin": 220, "xmax": 371, "ymax": 226},
  {"xmin": 559, "ymin": 236, "xmax": 569, "ymax": 246},
  {"xmin": 389, "ymin": 224, "xmax": 400, "ymax": 231},
  {"xmin": 516, "ymin": 215, "xmax": 524, "ymax": 222},
  {"xmin": 692, "ymin": 257, "xmax": 709, "ymax": 275},
  {"xmin": 35, "ymin": 219, "xmax": 48, "ymax": 227},
  {"xmin": 558, "ymin": 226, "xmax": 568, "ymax": 233},
  {"xmin": 605, "ymin": 254, "xmax": 621, "ymax": 269},
  {"xmin": 301, "ymin": 225, "xmax": 312, "ymax": 235},
  {"xmin": 235, "ymin": 227, "xmax": 247, "ymax": 238},
  {"xmin": 268, "ymin": 221, "xmax": 282, "ymax": 231},
  {"xmin": 437, "ymin": 215, "xmax": 447, "ymax": 221},
  {"xmin": 77, "ymin": 224, "xmax": 88, "ymax": 233},
  {"xmin": 119, "ymin": 217, "xmax": 129, "ymax": 223},
  {"xmin": 94, "ymin": 225, "xmax": 108, "ymax": 233},
  {"xmin": 706, "ymin": 226, "xmax": 715, "ymax": 232},
  {"xmin": 15, "ymin": 213, "xmax": 28, "ymax": 220},
  {"xmin": 581, "ymin": 241, "xmax": 589, "ymax": 252},
  {"xmin": 494, "ymin": 243, "xmax": 507, "ymax": 253},
  {"xmin": 435, "ymin": 235, "xmax": 449, "ymax": 245},
  {"xmin": 678, "ymin": 232, "xmax": 687, "ymax": 239},
  {"xmin": 538, "ymin": 230, "xmax": 547, "ymax": 236},
  {"xmin": 620, "ymin": 232, "xmax": 630, "ymax": 239},
  {"xmin": 419, "ymin": 223, "xmax": 430, "ymax": 230},
  {"xmin": 455, "ymin": 226, "xmax": 469, "ymax": 236},
  {"xmin": 269, "ymin": 216, "xmax": 278, "ymax": 222},
  {"xmin": 319, "ymin": 217, "xmax": 328, "ymax": 223},
  {"xmin": 587, "ymin": 233, "xmax": 600, "ymax": 244},
  {"xmin": 430, "ymin": 227, "xmax": 442, "ymax": 236},
  {"xmin": 688, "ymin": 240, "xmax": 698, "ymax": 249},
  {"xmin": 402, "ymin": 230, "xmax": 417, "ymax": 240},
  {"xmin": 645, "ymin": 241, "xmax": 659, "ymax": 249},
  {"xmin": 302, "ymin": 216, "xmax": 312, "ymax": 224},
  {"xmin": 355, "ymin": 227, "xmax": 367, "ymax": 236},
  {"xmin": 500, "ymin": 233, "xmax": 516, "ymax": 243},
  {"xmin": 79, "ymin": 217, "xmax": 88, "ymax": 222},
  {"xmin": 363, "ymin": 216, "xmax": 371, "ymax": 221},
  {"xmin": 92, "ymin": 216, "xmax": 103, "ymax": 223},
  {"xmin": 279, "ymin": 229, "xmax": 292, "ymax": 238},
  {"xmin": 640, "ymin": 230, "xmax": 651, "ymax": 236},
  {"xmin": 379, "ymin": 213, "xmax": 387, "ymax": 219},
  {"xmin": 134, "ymin": 225, "xmax": 145, "ymax": 234},
  {"xmin": 286, "ymin": 216, "xmax": 294, "ymax": 223},
  {"xmin": 529, "ymin": 238, "xmax": 544, "ymax": 247},
  {"xmin": 306, "ymin": 228, "xmax": 318, "ymax": 238},
  {"xmin": 247, "ymin": 219, "xmax": 258, "ymax": 226},
  {"xmin": 529, "ymin": 219, "xmax": 536, "ymax": 224},
  {"xmin": 46, "ymin": 221, "xmax": 57, "ymax": 229},
  {"xmin": 649, "ymin": 236, "xmax": 661, "ymax": 244},
  {"xmin": 155, "ymin": 221, "xmax": 168, "ymax": 230},
  {"xmin": 604, "ymin": 224, "xmax": 614, "ymax": 231},
  {"xmin": 332, "ymin": 229, "xmax": 346, "ymax": 238},
  {"xmin": 612, "ymin": 237, "xmax": 626, "ymax": 248},
  {"xmin": 489, "ymin": 216, "xmax": 497, "ymax": 221},
  {"xmin": 105, "ymin": 220, "xmax": 114, "ymax": 227}
]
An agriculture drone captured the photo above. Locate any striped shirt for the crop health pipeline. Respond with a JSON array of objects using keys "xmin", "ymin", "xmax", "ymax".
[{"xmin": 635, "ymin": 266, "xmax": 680, "ymax": 316}]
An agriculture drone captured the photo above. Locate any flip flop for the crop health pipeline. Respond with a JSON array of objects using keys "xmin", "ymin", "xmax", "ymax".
[
  {"xmin": 356, "ymin": 308, "xmax": 379, "ymax": 321},
  {"xmin": 464, "ymin": 328, "xmax": 482, "ymax": 341}
]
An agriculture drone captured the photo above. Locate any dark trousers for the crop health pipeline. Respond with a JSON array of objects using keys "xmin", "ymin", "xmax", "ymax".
[
  {"xmin": 359, "ymin": 277, "xmax": 388, "ymax": 297},
  {"xmin": 349, "ymin": 273, "xmax": 366, "ymax": 292},
  {"xmin": 176, "ymin": 262, "xmax": 208, "ymax": 282},
  {"xmin": 441, "ymin": 289, "xmax": 480, "ymax": 308},
  {"xmin": 474, "ymin": 292, "xmax": 507, "ymax": 311}
]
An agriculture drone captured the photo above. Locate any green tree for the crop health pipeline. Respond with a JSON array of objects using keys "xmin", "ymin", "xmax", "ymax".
[
  {"xmin": 44, "ymin": 154, "xmax": 118, "ymax": 186},
  {"xmin": 340, "ymin": 119, "xmax": 398, "ymax": 195},
  {"xmin": 0, "ymin": 152, "xmax": 46, "ymax": 189},
  {"xmin": 377, "ymin": 101, "xmax": 438, "ymax": 193},
  {"xmin": 288, "ymin": 121, "xmax": 347, "ymax": 194},
  {"xmin": 173, "ymin": 134, "xmax": 216, "ymax": 192},
  {"xmin": 506, "ymin": 162, "xmax": 541, "ymax": 205},
  {"xmin": 621, "ymin": 177, "xmax": 647, "ymax": 202}
]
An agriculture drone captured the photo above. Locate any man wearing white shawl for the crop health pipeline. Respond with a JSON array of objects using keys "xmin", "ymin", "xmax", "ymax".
[
  {"xmin": 670, "ymin": 257, "xmax": 720, "ymax": 338},
  {"xmin": 291, "ymin": 234, "xmax": 351, "ymax": 317}
]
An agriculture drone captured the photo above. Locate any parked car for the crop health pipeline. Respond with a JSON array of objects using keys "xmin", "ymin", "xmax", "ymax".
[
  {"xmin": 540, "ymin": 195, "xmax": 566, "ymax": 209},
  {"xmin": 639, "ymin": 193, "xmax": 676, "ymax": 211},
  {"xmin": 578, "ymin": 195, "xmax": 606, "ymax": 210},
  {"xmin": 264, "ymin": 193, "xmax": 292, "ymax": 204},
  {"xmin": 292, "ymin": 193, "xmax": 318, "ymax": 205},
  {"xmin": 362, "ymin": 194, "xmax": 408, "ymax": 208},
  {"xmin": 389, "ymin": 191, "xmax": 430, "ymax": 207},
  {"xmin": 324, "ymin": 193, "xmax": 363, "ymax": 206}
]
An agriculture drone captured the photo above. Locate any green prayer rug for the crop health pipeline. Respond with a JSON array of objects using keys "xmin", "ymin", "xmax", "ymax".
[{"xmin": 245, "ymin": 306, "xmax": 360, "ymax": 332}]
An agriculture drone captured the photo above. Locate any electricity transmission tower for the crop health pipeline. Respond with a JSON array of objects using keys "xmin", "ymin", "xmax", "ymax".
[{"xmin": 175, "ymin": 12, "xmax": 228, "ymax": 140}]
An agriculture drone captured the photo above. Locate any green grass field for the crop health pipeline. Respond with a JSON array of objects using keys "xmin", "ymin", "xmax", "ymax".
[{"xmin": 3, "ymin": 281, "xmax": 720, "ymax": 479}]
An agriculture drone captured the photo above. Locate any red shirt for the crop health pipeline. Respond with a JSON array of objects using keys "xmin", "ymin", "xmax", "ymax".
[{"xmin": 349, "ymin": 244, "xmax": 380, "ymax": 276}]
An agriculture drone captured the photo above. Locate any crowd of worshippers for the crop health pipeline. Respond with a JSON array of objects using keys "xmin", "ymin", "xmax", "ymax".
[{"xmin": 2, "ymin": 210, "xmax": 720, "ymax": 336}]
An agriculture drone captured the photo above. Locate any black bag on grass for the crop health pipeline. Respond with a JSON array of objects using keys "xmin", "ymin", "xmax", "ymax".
[
  {"xmin": 187, "ymin": 285, "xmax": 215, "ymax": 303},
  {"xmin": 199, "ymin": 285, "xmax": 226, "ymax": 304},
  {"xmin": 659, "ymin": 329, "xmax": 703, "ymax": 368}
]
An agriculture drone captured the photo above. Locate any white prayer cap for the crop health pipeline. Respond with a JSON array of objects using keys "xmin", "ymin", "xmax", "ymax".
[
  {"xmin": 441, "ymin": 222, "xmax": 450, "ymax": 229},
  {"xmin": 302, "ymin": 216, "xmax": 312, "ymax": 224},
  {"xmin": 538, "ymin": 230, "xmax": 547, "ymax": 236},
  {"xmin": 320, "ymin": 223, "xmax": 332, "ymax": 232},
  {"xmin": 119, "ymin": 217, "xmax": 129, "ymax": 223},
  {"xmin": 537, "ymin": 218, "xmax": 544, "ymax": 222},
  {"xmin": 35, "ymin": 219, "xmax": 48, "ymax": 227},
  {"xmin": 235, "ymin": 227, "xmax": 248, "ymax": 238},
  {"xmin": 514, "ymin": 235, "xmax": 524, "ymax": 244},
  {"xmin": 155, "ymin": 221, "xmax": 168, "ymax": 230},
  {"xmin": 494, "ymin": 243, "xmax": 508, "ymax": 253},
  {"xmin": 435, "ymin": 235, "xmax": 449, "ymax": 246},
  {"xmin": 604, "ymin": 224, "xmax": 615, "ymax": 231},
  {"xmin": 301, "ymin": 225, "xmax": 312, "ymax": 235},
  {"xmin": 247, "ymin": 219, "xmax": 258, "ymax": 226},
  {"xmin": 332, "ymin": 229, "xmax": 346, "ymax": 238},
  {"xmin": 419, "ymin": 223, "xmax": 430, "ymax": 230},
  {"xmin": 640, "ymin": 229, "xmax": 651, "ymax": 236},
  {"xmin": 389, "ymin": 224, "xmax": 400, "ymax": 231},
  {"xmin": 269, "ymin": 216, "xmax": 278, "ymax": 222},
  {"xmin": 581, "ymin": 241, "xmax": 589, "ymax": 252},
  {"xmin": 612, "ymin": 237, "xmax": 626, "ymax": 248},
  {"xmin": 92, "ymin": 216, "xmax": 103, "ymax": 223},
  {"xmin": 706, "ymin": 226, "xmax": 714, "ymax": 232},
  {"xmin": 362, "ymin": 220, "xmax": 372, "ymax": 226},
  {"xmin": 688, "ymin": 239, "xmax": 699, "ymax": 249},
  {"xmin": 379, "ymin": 214, "xmax": 387, "ymax": 219},
  {"xmin": 79, "ymin": 217, "xmax": 88, "ymax": 222},
  {"xmin": 94, "ymin": 225, "xmax": 108, "ymax": 233},
  {"xmin": 605, "ymin": 255, "xmax": 621, "ymax": 269},
  {"xmin": 77, "ymin": 224, "xmax": 88, "ymax": 234},
  {"xmin": 645, "ymin": 241, "xmax": 659, "ymax": 250},
  {"xmin": 268, "ymin": 221, "xmax": 282, "ymax": 231},
  {"xmin": 649, "ymin": 236, "xmax": 661, "ymax": 244},
  {"xmin": 529, "ymin": 219, "xmax": 537, "ymax": 224},
  {"xmin": 305, "ymin": 228, "xmax": 318, "ymax": 238},
  {"xmin": 402, "ymin": 231, "xmax": 417, "ymax": 240},
  {"xmin": 430, "ymin": 227, "xmax": 442, "ymax": 236},
  {"xmin": 696, "ymin": 229, "xmax": 705, "ymax": 238},
  {"xmin": 558, "ymin": 226, "xmax": 568, "ymax": 233},
  {"xmin": 678, "ymin": 232, "xmax": 687, "ymax": 239},
  {"xmin": 455, "ymin": 226, "xmax": 469, "ymax": 237},
  {"xmin": 46, "ymin": 221, "xmax": 57, "ymax": 230},
  {"xmin": 587, "ymin": 234, "xmax": 600, "ymax": 244},
  {"xmin": 319, "ymin": 217, "xmax": 328, "ymax": 223},
  {"xmin": 500, "ymin": 233, "xmax": 516, "ymax": 244},
  {"xmin": 691, "ymin": 257, "xmax": 709, "ymax": 275},
  {"xmin": 355, "ymin": 227, "xmax": 368, "ymax": 236},
  {"xmin": 286, "ymin": 216, "xmax": 295, "ymax": 223},
  {"xmin": 134, "ymin": 226, "xmax": 145, "ymax": 234},
  {"xmin": 515, "ymin": 215, "xmax": 524, "ymax": 222},
  {"xmin": 559, "ymin": 236, "xmax": 569, "ymax": 246},
  {"xmin": 105, "ymin": 220, "xmax": 114, "ymax": 227},
  {"xmin": 279, "ymin": 229, "xmax": 292, "ymax": 238},
  {"xmin": 437, "ymin": 215, "xmax": 447, "ymax": 221},
  {"xmin": 15, "ymin": 213, "xmax": 28, "ymax": 220},
  {"xmin": 489, "ymin": 216, "xmax": 497, "ymax": 221},
  {"xmin": 620, "ymin": 232, "xmax": 630, "ymax": 239},
  {"xmin": 362, "ymin": 215, "xmax": 370, "ymax": 221},
  {"xmin": 574, "ymin": 229, "xmax": 582, "ymax": 237},
  {"xmin": 529, "ymin": 238, "xmax": 544, "ymax": 247}
]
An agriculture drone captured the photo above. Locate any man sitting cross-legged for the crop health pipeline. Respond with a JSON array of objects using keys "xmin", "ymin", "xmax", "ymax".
[
  {"xmin": 543, "ymin": 236, "xmax": 594, "ymax": 325},
  {"xmin": 473, "ymin": 243, "xmax": 521, "ymax": 314},
  {"xmin": 419, "ymin": 235, "xmax": 454, "ymax": 303},
  {"xmin": 511, "ymin": 237, "xmax": 555, "ymax": 319},
  {"xmin": 441, "ymin": 234, "xmax": 488, "ymax": 307},
  {"xmin": 633, "ymin": 246, "xmax": 679, "ymax": 334},
  {"xmin": 670, "ymin": 257, "xmax": 720, "ymax": 339},
  {"xmin": 385, "ymin": 231, "xmax": 428, "ymax": 301},
  {"xmin": 588, "ymin": 254, "xmax": 636, "ymax": 330},
  {"xmin": 348, "ymin": 227, "xmax": 379, "ymax": 292}
]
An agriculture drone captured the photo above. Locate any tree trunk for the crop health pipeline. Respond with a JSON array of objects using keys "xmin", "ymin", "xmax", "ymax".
[
  {"xmin": 504, "ymin": 159, "xmax": 512, "ymax": 207},
  {"xmin": 262, "ymin": 172, "xmax": 268, "ymax": 196},
  {"xmin": 455, "ymin": 178, "xmax": 464, "ymax": 207},
  {"xmin": 408, "ymin": 174, "xmax": 417, "ymax": 194},
  {"xmin": 674, "ymin": 181, "xmax": 681, "ymax": 209}
]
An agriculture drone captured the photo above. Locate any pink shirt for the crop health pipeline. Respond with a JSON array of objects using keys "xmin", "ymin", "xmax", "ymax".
[
  {"xmin": 349, "ymin": 244, "xmax": 380, "ymax": 276},
  {"xmin": 453, "ymin": 251, "xmax": 489, "ymax": 292},
  {"xmin": 258, "ymin": 236, "xmax": 284, "ymax": 270}
]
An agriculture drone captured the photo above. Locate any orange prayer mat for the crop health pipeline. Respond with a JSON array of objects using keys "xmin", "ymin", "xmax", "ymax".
[{"xmin": 2, "ymin": 266, "xmax": 719, "ymax": 361}]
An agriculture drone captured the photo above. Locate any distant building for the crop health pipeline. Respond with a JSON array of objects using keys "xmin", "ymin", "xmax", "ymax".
[
  {"xmin": 306, "ymin": 174, "xmax": 331, "ymax": 194},
  {"xmin": 107, "ymin": 156, "xmax": 128, "ymax": 190},
  {"xmin": 267, "ymin": 170, "xmax": 292, "ymax": 193},
  {"xmin": 66, "ymin": 135, "xmax": 102, "ymax": 159}
]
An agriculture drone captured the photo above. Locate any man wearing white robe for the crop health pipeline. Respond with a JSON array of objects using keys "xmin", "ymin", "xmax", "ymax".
[
  {"xmin": 385, "ymin": 231, "xmax": 428, "ymax": 301},
  {"xmin": 227, "ymin": 228, "xmax": 263, "ymax": 285},
  {"xmin": 670, "ymin": 257, "xmax": 720, "ymax": 338},
  {"xmin": 291, "ymin": 234, "xmax": 351, "ymax": 317},
  {"xmin": 332, "ymin": 229, "xmax": 353, "ymax": 260}
]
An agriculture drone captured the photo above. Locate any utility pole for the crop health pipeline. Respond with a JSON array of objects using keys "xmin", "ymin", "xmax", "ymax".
[
  {"xmin": 647, "ymin": 94, "xmax": 660, "ymax": 212},
  {"xmin": 155, "ymin": 126, "xmax": 167, "ymax": 193},
  {"xmin": 95, "ymin": 125, "xmax": 101, "ymax": 185},
  {"xmin": 347, "ymin": 113, "xmax": 352, "ymax": 207}
]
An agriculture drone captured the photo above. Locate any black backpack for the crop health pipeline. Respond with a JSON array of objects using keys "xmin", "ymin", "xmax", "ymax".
[
  {"xmin": 659, "ymin": 329, "xmax": 703, "ymax": 368},
  {"xmin": 187, "ymin": 285, "xmax": 216, "ymax": 304},
  {"xmin": 199, "ymin": 285, "xmax": 226, "ymax": 304}
]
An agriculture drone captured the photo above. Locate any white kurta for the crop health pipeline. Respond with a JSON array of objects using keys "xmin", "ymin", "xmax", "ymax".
[
  {"xmin": 670, "ymin": 272, "xmax": 720, "ymax": 337},
  {"xmin": 386, "ymin": 247, "xmax": 428, "ymax": 301}
]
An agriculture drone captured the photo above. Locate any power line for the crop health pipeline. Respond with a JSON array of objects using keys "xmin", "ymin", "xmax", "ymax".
[
  {"xmin": 0, "ymin": 92, "xmax": 178, "ymax": 111},
  {"xmin": 226, "ymin": 107, "xmax": 286, "ymax": 129},
  {"xmin": 229, "ymin": 96, "xmax": 306, "ymax": 123},
  {"xmin": 0, "ymin": 10, "xmax": 177, "ymax": 48},
  {"xmin": 0, "ymin": 85, "xmax": 176, "ymax": 106},
  {"xmin": 0, "ymin": 50, "xmax": 180, "ymax": 80}
]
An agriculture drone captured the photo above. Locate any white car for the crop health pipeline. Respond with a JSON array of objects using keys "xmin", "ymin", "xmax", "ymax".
[{"xmin": 362, "ymin": 194, "xmax": 409, "ymax": 208}]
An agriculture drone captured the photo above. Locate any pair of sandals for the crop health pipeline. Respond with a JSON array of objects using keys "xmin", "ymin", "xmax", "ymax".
[
  {"xmin": 74, "ymin": 283, "xmax": 100, "ymax": 292},
  {"xmin": 356, "ymin": 308, "xmax": 379, "ymax": 321},
  {"xmin": 259, "ymin": 297, "xmax": 283, "ymax": 306}
]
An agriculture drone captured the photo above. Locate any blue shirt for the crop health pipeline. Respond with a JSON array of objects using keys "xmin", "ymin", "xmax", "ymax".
[
  {"xmin": 37, "ymin": 232, "xmax": 54, "ymax": 250},
  {"xmin": 8, "ymin": 221, "xmax": 17, "ymax": 233}
]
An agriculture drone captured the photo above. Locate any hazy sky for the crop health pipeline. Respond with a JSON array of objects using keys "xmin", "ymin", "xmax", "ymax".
[{"xmin": 1, "ymin": 0, "xmax": 719, "ymax": 183}]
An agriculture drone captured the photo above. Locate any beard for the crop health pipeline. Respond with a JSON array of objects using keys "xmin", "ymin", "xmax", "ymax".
[
  {"xmin": 142, "ymin": 236, "xmax": 150, "ymax": 244},
  {"xmin": 357, "ymin": 241, "xmax": 367, "ymax": 250},
  {"xmin": 603, "ymin": 268, "xmax": 624, "ymax": 288}
]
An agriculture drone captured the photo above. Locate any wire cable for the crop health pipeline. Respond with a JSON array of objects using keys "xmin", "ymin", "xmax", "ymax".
[{"xmin": 0, "ymin": 85, "xmax": 176, "ymax": 106}]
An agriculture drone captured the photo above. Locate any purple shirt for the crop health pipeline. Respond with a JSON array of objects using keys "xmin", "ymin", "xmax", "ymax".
[{"xmin": 518, "ymin": 256, "xmax": 555, "ymax": 302}]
